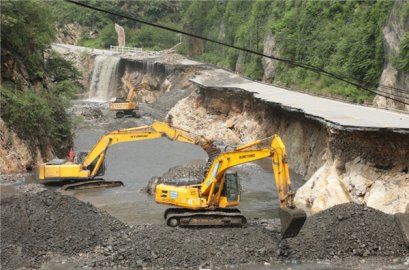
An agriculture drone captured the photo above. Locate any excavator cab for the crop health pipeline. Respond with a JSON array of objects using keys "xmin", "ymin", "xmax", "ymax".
[
  {"xmin": 221, "ymin": 172, "xmax": 239, "ymax": 202},
  {"xmin": 75, "ymin": 151, "xmax": 105, "ymax": 177}
]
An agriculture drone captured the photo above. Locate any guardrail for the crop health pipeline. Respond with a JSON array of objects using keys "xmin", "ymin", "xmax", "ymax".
[{"xmin": 110, "ymin": 46, "xmax": 143, "ymax": 53}]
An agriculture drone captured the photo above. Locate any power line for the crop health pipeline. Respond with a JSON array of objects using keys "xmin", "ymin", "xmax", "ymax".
[
  {"xmin": 378, "ymin": 84, "xmax": 409, "ymax": 93},
  {"xmin": 64, "ymin": 0, "xmax": 409, "ymax": 106}
]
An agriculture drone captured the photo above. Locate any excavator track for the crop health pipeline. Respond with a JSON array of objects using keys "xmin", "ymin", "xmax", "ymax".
[
  {"xmin": 61, "ymin": 180, "xmax": 124, "ymax": 190},
  {"xmin": 164, "ymin": 208, "xmax": 247, "ymax": 227}
]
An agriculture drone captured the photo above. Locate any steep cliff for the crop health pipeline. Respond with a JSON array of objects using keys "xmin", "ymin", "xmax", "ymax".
[
  {"xmin": 168, "ymin": 85, "xmax": 409, "ymax": 214},
  {"xmin": 374, "ymin": 0, "xmax": 409, "ymax": 111}
]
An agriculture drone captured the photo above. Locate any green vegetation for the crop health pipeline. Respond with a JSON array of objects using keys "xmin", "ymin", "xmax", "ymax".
[
  {"xmin": 393, "ymin": 33, "xmax": 409, "ymax": 73},
  {"xmin": 1, "ymin": 0, "xmax": 54, "ymax": 79},
  {"xmin": 1, "ymin": 0, "xmax": 81, "ymax": 156},
  {"xmin": 392, "ymin": 2, "xmax": 409, "ymax": 73},
  {"xmin": 0, "ymin": 85, "xmax": 73, "ymax": 154},
  {"xmin": 50, "ymin": 0, "xmax": 398, "ymax": 103},
  {"xmin": 179, "ymin": 0, "xmax": 394, "ymax": 103},
  {"xmin": 50, "ymin": 0, "xmax": 180, "ymax": 50}
]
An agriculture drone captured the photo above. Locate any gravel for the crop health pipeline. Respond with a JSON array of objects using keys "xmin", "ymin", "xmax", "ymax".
[
  {"xmin": 146, "ymin": 163, "xmax": 206, "ymax": 194},
  {"xmin": 90, "ymin": 224, "xmax": 280, "ymax": 269},
  {"xmin": 1, "ymin": 190, "xmax": 126, "ymax": 269},
  {"xmin": 1, "ymin": 188, "xmax": 407, "ymax": 269},
  {"xmin": 280, "ymin": 203, "xmax": 408, "ymax": 260},
  {"xmin": 1, "ymin": 190, "xmax": 279, "ymax": 269}
]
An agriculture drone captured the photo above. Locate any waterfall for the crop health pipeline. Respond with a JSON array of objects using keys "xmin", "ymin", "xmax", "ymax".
[{"xmin": 87, "ymin": 55, "xmax": 120, "ymax": 102}]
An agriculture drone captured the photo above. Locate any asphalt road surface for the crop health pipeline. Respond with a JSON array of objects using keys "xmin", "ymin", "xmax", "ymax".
[{"xmin": 191, "ymin": 69, "xmax": 409, "ymax": 133}]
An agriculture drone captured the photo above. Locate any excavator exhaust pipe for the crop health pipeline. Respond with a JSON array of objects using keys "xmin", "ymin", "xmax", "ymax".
[{"xmin": 279, "ymin": 207, "xmax": 307, "ymax": 239}]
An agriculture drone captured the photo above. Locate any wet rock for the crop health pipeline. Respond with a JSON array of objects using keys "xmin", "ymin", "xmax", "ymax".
[
  {"xmin": 68, "ymin": 103, "xmax": 104, "ymax": 120},
  {"xmin": 146, "ymin": 163, "xmax": 206, "ymax": 194}
]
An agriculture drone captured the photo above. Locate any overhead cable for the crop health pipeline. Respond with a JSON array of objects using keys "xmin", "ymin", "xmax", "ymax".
[{"xmin": 65, "ymin": 0, "xmax": 409, "ymax": 106}]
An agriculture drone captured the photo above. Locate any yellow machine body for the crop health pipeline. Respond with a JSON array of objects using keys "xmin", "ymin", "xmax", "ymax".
[
  {"xmin": 39, "ymin": 121, "xmax": 213, "ymax": 183},
  {"xmin": 109, "ymin": 78, "xmax": 143, "ymax": 118},
  {"xmin": 39, "ymin": 163, "xmax": 89, "ymax": 181},
  {"xmin": 155, "ymin": 135, "xmax": 307, "ymax": 237},
  {"xmin": 109, "ymin": 101, "xmax": 137, "ymax": 111},
  {"xmin": 156, "ymin": 183, "xmax": 239, "ymax": 210}
]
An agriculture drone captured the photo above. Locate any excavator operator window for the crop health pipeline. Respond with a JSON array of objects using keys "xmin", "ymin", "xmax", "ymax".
[
  {"xmin": 113, "ymin": 97, "xmax": 126, "ymax": 103},
  {"xmin": 221, "ymin": 172, "xmax": 239, "ymax": 202}
]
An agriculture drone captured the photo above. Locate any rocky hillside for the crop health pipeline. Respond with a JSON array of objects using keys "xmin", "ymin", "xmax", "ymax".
[
  {"xmin": 52, "ymin": 0, "xmax": 408, "ymax": 110},
  {"xmin": 0, "ymin": 1, "xmax": 81, "ymax": 173},
  {"xmin": 374, "ymin": 0, "xmax": 409, "ymax": 111}
]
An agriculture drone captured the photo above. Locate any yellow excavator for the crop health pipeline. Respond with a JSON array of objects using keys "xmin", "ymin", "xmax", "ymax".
[
  {"xmin": 39, "ymin": 121, "xmax": 216, "ymax": 189},
  {"xmin": 155, "ymin": 135, "xmax": 307, "ymax": 238},
  {"xmin": 109, "ymin": 78, "xmax": 142, "ymax": 118}
]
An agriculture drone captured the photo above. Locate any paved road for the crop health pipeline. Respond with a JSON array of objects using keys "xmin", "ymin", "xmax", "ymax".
[
  {"xmin": 191, "ymin": 69, "xmax": 409, "ymax": 133},
  {"xmin": 52, "ymin": 43, "xmax": 409, "ymax": 132}
]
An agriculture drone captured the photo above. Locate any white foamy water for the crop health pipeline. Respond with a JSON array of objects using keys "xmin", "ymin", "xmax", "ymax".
[{"xmin": 87, "ymin": 55, "xmax": 120, "ymax": 102}]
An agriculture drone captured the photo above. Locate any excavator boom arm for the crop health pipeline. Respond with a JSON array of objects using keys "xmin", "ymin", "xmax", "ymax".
[
  {"xmin": 83, "ymin": 130, "xmax": 162, "ymax": 167},
  {"xmin": 82, "ymin": 122, "xmax": 213, "ymax": 173},
  {"xmin": 121, "ymin": 78, "xmax": 137, "ymax": 102},
  {"xmin": 200, "ymin": 148, "xmax": 272, "ymax": 195},
  {"xmin": 201, "ymin": 135, "xmax": 293, "ymax": 206}
]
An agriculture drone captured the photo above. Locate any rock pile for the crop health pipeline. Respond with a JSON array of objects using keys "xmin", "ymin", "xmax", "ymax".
[
  {"xmin": 281, "ymin": 203, "xmax": 408, "ymax": 259},
  {"xmin": 146, "ymin": 163, "xmax": 205, "ymax": 194},
  {"xmin": 90, "ymin": 224, "xmax": 279, "ymax": 269},
  {"xmin": 1, "ymin": 190, "xmax": 126, "ymax": 269},
  {"xmin": 1, "ymin": 189, "xmax": 279, "ymax": 269},
  {"xmin": 2, "ymin": 190, "xmax": 407, "ymax": 269}
]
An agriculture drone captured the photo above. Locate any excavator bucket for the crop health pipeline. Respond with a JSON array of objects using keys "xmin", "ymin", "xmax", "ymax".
[{"xmin": 279, "ymin": 207, "xmax": 307, "ymax": 238}]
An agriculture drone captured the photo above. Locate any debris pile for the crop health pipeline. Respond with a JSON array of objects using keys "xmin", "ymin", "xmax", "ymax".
[
  {"xmin": 1, "ymin": 190, "xmax": 279, "ymax": 269},
  {"xmin": 90, "ymin": 224, "xmax": 279, "ymax": 269},
  {"xmin": 2, "ymin": 190, "xmax": 407, "ymax": 269},
  {"xmin": 0, "ymin": 190, "xmax": 126, "ymax": 269},
  {"xmin": 146, "ymin": 163, "xmax": 205, "ymax": 194},
  {"xmin": 281, "ymin": 203, "xmax": 408, "ymax": 259}
]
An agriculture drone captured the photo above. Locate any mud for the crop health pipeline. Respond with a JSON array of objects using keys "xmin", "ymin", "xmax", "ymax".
[{"xmin": 1, "ymin": 189, "xmax": 407, "ymax": 269}]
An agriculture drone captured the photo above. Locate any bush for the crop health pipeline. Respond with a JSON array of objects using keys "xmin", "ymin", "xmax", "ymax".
[
  {"xmin": 0, "ymin": 85, "xmax": 73, "ymax": 156},
  {"xmin": 1, "ymin": 0, "xmax": 54, "ymax": 80},
  {"xmin": 392, "ymin": 33, "xmax": 409, "ymax": 72}
]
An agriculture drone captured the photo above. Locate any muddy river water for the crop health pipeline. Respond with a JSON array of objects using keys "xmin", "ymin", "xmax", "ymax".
[{"xmin": 57, "ymin": 128, "xmax": 304, "ymax": 225}]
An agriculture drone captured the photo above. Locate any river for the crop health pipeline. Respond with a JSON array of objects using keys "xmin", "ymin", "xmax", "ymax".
[{"xmin": 59, "ymin": 127, "xmax": 304, "ymax": 225}]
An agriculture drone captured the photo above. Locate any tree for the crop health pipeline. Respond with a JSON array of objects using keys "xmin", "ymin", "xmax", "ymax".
[{"xmin": 1, "ymin": 0, "xmax": 55, "ymax": 80}]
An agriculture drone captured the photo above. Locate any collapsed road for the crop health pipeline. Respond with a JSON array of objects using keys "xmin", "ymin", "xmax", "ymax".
[{"xmin": 1, "ymin": 45, "xmax": 409, "ymax": 269}]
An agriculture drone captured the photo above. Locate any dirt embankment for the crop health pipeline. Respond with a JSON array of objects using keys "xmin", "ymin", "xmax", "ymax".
[
  {"xmin": 167, "ymin": 86, "xmax": 409, "ymax": 214},
  {"xmin": 116, "ymin": 58, "xmax": 208, "ymax": 106},
  {"xmin": 1, "ymin": 189, "xmax": 407, "ymax": 269}
]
